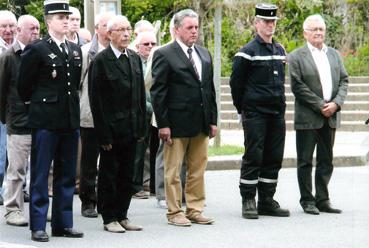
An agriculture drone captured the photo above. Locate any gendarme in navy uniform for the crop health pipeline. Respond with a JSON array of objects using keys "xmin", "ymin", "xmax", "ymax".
[
  {"xmin": 17, "ymin": 0, "xmax": 83, "ymax": 242},
  {"xmin": 230, "ymin": 3, "xmax": 290, "ymax": 220}
]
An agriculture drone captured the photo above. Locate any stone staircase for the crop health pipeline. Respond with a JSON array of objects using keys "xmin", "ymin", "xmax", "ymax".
[{"xmin": 220, "ymin": 76, "xmax": 369, "ymax": 131}]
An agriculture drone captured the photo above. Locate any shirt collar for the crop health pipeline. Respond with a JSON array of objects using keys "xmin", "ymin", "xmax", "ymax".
[
  {"xmin": 49, "ymin": 34, "xmax": 67, "ymax": 47},
  {"xmin": 17, "ymin": 40, "xmax": 25, "ymax": 50},
  {"xmin": 307, "ymin": 42, "xmax": 328, "ymax": 53},
  {"xmin": 110, "ymin": 43, "xmax": 128, "ymax": 59},
  {"xmin": 176, "ymin": 38, "xmax": 195, "ymax": 55}
]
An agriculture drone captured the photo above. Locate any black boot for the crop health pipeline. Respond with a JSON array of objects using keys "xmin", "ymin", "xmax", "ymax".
[
  {"xmin": 257, "ymin": 198, "xmax": 290, "ymax": 217},
  {"xmin": 242, "ymin": 198, "xmax": 258, "ymax": 219}
]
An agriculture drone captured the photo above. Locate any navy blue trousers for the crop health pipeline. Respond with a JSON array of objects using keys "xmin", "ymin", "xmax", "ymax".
[{"xmin": 29, "ymin": 129, "xmax": 79, "ymax": 231}]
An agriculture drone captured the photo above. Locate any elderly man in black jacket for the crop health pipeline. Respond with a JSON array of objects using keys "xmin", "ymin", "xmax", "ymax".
[
  {"xmin": 89, "ymin": 15, "xmax": 146, "ymax": 233},
  {"xmin": 0, "ymin": 14, "xmax": 39, "ymax": 227}
]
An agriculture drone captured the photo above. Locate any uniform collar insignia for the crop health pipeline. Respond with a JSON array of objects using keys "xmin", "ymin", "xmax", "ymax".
[{"xmin": 48, "ymin": 53, "xmax": 57, "ymax": 59}]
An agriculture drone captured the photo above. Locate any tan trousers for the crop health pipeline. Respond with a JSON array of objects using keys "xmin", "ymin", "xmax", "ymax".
[
  {"xmin": 4, "ymin": 134, "xmax": 31, "ymax": 215},
  {"xmin": 164, "ymin": 133, "xmax": 209, "ymax": 219}
]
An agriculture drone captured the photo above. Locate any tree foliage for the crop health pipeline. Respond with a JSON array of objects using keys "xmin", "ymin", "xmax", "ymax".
[{"xmin": 1, "ymin": 0, "xmax": 369, "ymax": 75}]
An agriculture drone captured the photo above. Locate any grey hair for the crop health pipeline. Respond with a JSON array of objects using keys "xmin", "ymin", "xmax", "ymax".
[
  {"xmin": 174, "ymin": 9, "xmax": 198, "ymax": 28},
  {"xmin": 0, "ymin": 10, "xmax": 17, "ymax": 23},
  {"xmin": 303, "ymin": 14, "xmax": 326, "ymax": 30},
  {"xmin": 107, "ymin": 15, "xmax": 130, "ymax": 31}
]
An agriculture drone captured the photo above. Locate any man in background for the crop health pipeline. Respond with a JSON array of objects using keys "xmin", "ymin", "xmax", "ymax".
[{"xmin": 0, "ymin": 14, "xmax": 39, "ymax": 226}]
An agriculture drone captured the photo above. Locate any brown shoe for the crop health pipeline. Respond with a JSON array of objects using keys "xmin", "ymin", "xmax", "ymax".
[
  {"xmin": 188, "ymin": 214, "xmax": 214, "ymax": 225},
  {"xmin": 119, "ymin": 219, "xmax": 143, "ymax": 231},
  {"xmin": 168, "ymin": 215, "xmax": 191, "ymax": 227}
]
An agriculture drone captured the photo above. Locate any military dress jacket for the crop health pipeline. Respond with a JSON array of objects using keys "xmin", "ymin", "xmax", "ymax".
[{"xmin": 18, "ymin": 35, "xmax": 82, "ymax": 130}]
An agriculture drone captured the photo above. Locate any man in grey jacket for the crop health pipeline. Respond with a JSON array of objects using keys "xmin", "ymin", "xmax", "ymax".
[
  {"xmin": 79, "ymin": 12, "xmax": 114, "ymax": 218},
  {"xmin": 289, "ymin": 14, "xmax": 348, "ymax": 215},
  {"xmin": 0, "ymin": 14, "xmax": 39, "ymax": 226}
]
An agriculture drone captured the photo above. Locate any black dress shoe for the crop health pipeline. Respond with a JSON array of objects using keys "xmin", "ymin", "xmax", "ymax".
[
  {"xmin": 24, "ymin": 191, "xmax": 30, "ymax": 203},
  {"xmin": 31, "ymin": 230, "xmax": 49, "ymax": 242},
  {"xmin": 257, "ymin": 199, "xmax": 290, "ymax": 217},
  {"xmin": 82, "ymin": 208, "xmax": 98, "ymax": 218},
  {"xmin": 52, "ymin": 228, "xmax": 84, "ymax": 238},
  {"xmin": 317, "ymin": 202, "xmax": 342, "ymax": 214},
  {"xmin": 302, "ymin": 204, "xmax": 320, "ymax": 215}
]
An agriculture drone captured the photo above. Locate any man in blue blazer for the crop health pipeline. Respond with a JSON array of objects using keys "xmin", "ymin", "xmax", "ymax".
[{"xmin": 289, "ymin": 14, "xmax": 348, "ymax": 215}]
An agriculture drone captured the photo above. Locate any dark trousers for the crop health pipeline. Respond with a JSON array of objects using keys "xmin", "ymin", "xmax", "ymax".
[
  {"xmin": 29, "ymin": 129, "xmax": 79, "ymax": 231},
  {"xmin": 239, "ymin": 112, "xmax": 285, "ymax": 200},
  {"xmin": 79, "ymin": 127, "xmax": 100, "ymax": 208},
  {"xmin": 97, "ymin": 138, "xmax": 136, "ymax": 224},
  {"xmin": 296, "ymin": 120, "xmax": 335, "ymax": 206},
  {"xmin": 149, "ymin": 125, "xmax": 159, "ymax": 193}
]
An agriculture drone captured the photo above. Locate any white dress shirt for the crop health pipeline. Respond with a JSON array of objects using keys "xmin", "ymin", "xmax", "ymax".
[
  {"xmin": 176, "ymin": 38, "xmax": 202, "ymax": 81},
  {"xmin": 307, "ymin": 42, "xmax": 333, "ymax": 101},
  {"xmin": 110, "ymin": 43, "xmax": 128, "ymax": 59}
]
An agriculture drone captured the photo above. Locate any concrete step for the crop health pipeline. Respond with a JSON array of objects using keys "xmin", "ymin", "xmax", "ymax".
[
  {"xmin": 220, "ymin": 110, "xmax": 369, "ymax": 121},
  {"xmin": 221, "ymin": 100, "xmax": 369, "ymax": 112},
  {"xmin": 220, "ymin": 120, "xmax": 369, "ymax": 131}
]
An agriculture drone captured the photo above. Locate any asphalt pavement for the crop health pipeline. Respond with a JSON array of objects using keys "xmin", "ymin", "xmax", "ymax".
[{"xmin": 0, "ymin": 166, "xmax": 368, "ymax": 248}]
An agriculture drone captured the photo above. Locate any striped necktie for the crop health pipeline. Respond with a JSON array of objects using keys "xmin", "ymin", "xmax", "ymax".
[{"xmin": 187, "ymin": 47, "xmax": 200, "ymax": 80}]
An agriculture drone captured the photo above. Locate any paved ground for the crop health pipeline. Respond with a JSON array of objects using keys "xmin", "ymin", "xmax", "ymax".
[
  {"xmin": 0, "ymin": 166, "xmax": 368, "ymax": 248},
  {"xmin": 208, "ymin": 131, "xmax": 369, "ymax": 169}
]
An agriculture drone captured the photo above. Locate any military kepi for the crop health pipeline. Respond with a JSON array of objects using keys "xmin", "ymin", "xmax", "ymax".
[
  {"xmin": 255, "ymin": 3, "xmax": 278, "ymax": 20},
  {"xmin": 44, "ymin": 0, "xmax": 72, "ymax": 15}
]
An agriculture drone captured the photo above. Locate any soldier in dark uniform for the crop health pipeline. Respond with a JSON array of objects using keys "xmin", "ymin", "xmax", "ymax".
[
  {"xmin": 230, "ymin": 3, "xmax": 290, "ymax": 219},
  {"xmin": 17, "ymin": 0, "xmax": 83, "ymax": 242}
]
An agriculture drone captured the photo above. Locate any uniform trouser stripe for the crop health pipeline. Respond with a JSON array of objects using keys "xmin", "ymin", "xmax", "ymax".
[
  {"xmin": 240, "ymin": 179, "xmax": 258, "ymax": 185},
  {"xmin": 258, "ymin": 177, "xmax": 278, "ymax": 183}
]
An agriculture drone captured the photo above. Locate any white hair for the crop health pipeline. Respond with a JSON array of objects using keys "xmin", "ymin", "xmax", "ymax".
[
  {"xmin": 134, "ymin": 20, "xmax": 153, "ymax": 34},
  {"xmin": 0, "ymin": 10, "xmax": 17, "ymax": 23},
  {"xmin": 107, "ymin": 15, "xmax": 130, "ymax": 31},
  {"xmin": 135, "ymin": 31, "xmax": 156, "ymax": 45},
  {"xmin": 303, "ymin": 14, "xmax": 326, "ymax": 30},
  {"xmin": 94, "ymin": 12, "xmax": 115, "ymax": 27},
  {"xmin": 69, "ymin": 6, "xmax": 81, "ymax": 18},
  {"xmin": 17, "ymin": 15, "xmax": 39, "ymax": 27}
]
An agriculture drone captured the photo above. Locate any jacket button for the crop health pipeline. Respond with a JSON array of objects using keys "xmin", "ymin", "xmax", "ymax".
[
  {"xmin": 68, "ymin": 82, "xmax": 70, "ymax": 85},
  {"xmin": 67, "ymin": 64, "xmax": 69, "ymax": 67},
  {"xmin": 68, "ymin": 91, "xmax": 71, "ymax": 95},
  {"xmin": 43, "ymin": 98, "xmax": 46, "ymax": 102}
]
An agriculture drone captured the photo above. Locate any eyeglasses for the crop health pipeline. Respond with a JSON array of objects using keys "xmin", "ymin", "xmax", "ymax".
[
  {"xmin": 110, "ymin": 27, "xmax": 133, "ymax": 33},
  {"xmin": 305, "ymin": 27, "xmax": 325, "ymax": 32},
  {"xmin": 0, "ymin": 24, "xmax": 16, "ymax": 29},
  {"xmin": 140, "ymin": 42, "xmax": 157, "ymax": 46}
]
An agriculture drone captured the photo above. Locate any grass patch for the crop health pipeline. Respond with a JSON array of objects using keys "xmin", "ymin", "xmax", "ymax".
[{"xmin": 208, "ymin": 145, "xmax": 244, "ymax": 156}]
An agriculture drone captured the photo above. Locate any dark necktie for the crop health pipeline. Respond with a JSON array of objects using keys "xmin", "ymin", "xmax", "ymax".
[
  {"xmin": 187, "ymin": 47, "xmax": 200, "ymax": 80},
  {"xmin": 60, "ymin": 43, "xmax": 68, "ymax": 59}
]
